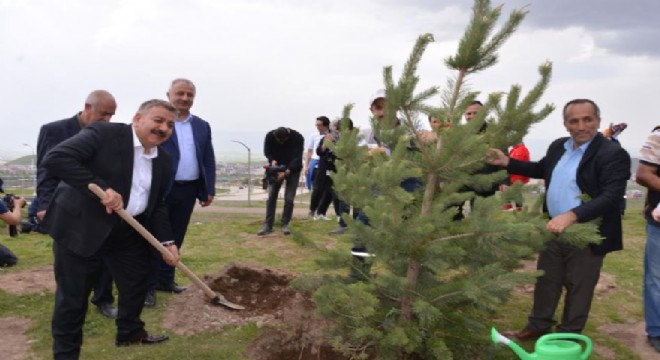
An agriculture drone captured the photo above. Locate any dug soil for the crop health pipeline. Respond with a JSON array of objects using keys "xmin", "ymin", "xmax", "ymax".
[{"xmin": 162, "ymin": 263, "xmax": 355, "ymax": 359}]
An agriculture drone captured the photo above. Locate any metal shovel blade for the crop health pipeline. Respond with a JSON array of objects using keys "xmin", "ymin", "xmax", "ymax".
[{"xmin": 209, "ymin": 294, "xmax": 245, "ymax": 310}]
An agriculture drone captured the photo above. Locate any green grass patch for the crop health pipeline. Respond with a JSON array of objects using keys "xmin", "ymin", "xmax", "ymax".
[{"xmin": 0, "ymin": 198, "xmax": 650, "ymax": 359}]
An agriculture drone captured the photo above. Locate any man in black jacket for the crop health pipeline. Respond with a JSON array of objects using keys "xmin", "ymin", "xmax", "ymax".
[
  {"xmin": 42, "ymin": 99, "xmax": 181, "ymax": 359},
  {"xmin": 488, "ymin": 98, "xmax": 631, "ymax": 340},
  {"xmin": 258, "ymin": 127, "xmax": 304, "ymax": 236},
  {"xmin": 36, "ymin": 90, "xmax": 118, "ymax": 319}
]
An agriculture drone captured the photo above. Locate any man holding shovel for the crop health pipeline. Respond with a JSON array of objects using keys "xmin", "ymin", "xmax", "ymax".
[{"xmin": 41, "ymin": 99, "xmax": 181, "ymax": 359}]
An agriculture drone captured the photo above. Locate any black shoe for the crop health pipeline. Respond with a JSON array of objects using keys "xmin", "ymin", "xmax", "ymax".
[
  {"xmin": 97, "ymin": 303, "xmax": 118, "ymax": 319},
  {"xmin": 156, "ymin": 282, "xmax": 186, "ymax": 294},
  {"xmin": 649, "ymin": 336, "xmax": 660, "ymax": 352},
  {"xmin": 257, "ymin": 227, "xmax": 273, "ymax": 236},
  {"xmin": 144, "ymin": 290, "xmax": 156, "ymax": 308},
  {"xmin": 116, "ymin": 333, "xmax": 169, "ymax": 347}
]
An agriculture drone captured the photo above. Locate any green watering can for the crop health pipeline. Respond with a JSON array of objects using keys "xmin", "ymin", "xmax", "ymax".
[{"xmin": 491, "ymin": 327, "xmax": 593, "ymax": 360}]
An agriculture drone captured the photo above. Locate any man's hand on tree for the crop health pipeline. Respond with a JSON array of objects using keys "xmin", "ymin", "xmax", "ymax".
[
  {"xmin": 546, "ymin": 211, "xmax": 578, "ymax": 234},
  {"xmin": 487, "ymin": 149, "xmax": 509, "ymax": 167}
]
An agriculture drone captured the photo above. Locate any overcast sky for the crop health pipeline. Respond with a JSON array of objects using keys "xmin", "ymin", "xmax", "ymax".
[{"xmin": 1, "ymin": 0, "xmax": 658, "ymax": 162}]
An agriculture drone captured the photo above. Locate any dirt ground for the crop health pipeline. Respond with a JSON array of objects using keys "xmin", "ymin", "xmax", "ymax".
[
  {"xmin": 163, "ymin": 263, "xmax": 350, "ymax": 359},
  {"xmin": 0, "ymin": 265, "xmax": 55, "ymax": 295},
  {"xmin": 0, "ymin": 257, "xmax": 656, "ymax": 359},
  {"xmin": 0, "ymin": 317, "xmax": 34, "ymax": 360}
]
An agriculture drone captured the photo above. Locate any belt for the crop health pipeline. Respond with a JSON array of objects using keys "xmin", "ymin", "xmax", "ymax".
[{"xmin": 174, "ymin": 179, "xmax": 198, "ymax": 185}]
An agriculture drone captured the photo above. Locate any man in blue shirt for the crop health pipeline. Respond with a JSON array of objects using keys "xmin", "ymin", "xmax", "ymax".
[
  {"xmin": 146, "ymin": 79, "xmax": 216, "ymax": 307},
  {"xmin": 488, "ymin": 98, "xmax": 630, "ymax": 340}
]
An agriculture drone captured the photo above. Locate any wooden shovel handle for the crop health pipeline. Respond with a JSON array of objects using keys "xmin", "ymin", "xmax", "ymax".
[{"xmin": 87, "ymin": 183, "xmax": 218, "ymax": 300}]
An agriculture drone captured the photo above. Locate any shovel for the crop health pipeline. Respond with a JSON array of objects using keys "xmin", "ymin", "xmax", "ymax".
[{"xmin": 88, "ymin": 183, "xmax": 244, "ymax": 310}]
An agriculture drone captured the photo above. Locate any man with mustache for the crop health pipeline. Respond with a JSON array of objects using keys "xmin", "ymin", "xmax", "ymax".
[
  {"xmin": 488, "ymin": 98, "xmax": 630, "ymax": 340},
  {"xmin": 35, "ymin": 90, "xmax": 118, "ymax": 319},
  {"xmin": 42, "ymin": 99, "xmax": 181, "ymax": 359},
  {"xmin": 145, "ymin": 78, "xmax": 216, "ymax": 307}
]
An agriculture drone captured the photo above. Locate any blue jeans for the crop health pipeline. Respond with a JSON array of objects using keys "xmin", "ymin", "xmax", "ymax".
[
  {"xmin": 305, "ymin": 159, "xmax": 319, "ymax": 190},
  {"xmin": 645, "ymin": 221, "xmax": 660, "ymax": 336}
]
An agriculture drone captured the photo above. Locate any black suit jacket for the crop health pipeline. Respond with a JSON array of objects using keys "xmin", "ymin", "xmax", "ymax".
[
  {"xmin": 36, "ymin": 115, "xmax": 84, "ymax": 212},
  {"xmin": 507, "ymin": 133, "xmax": 631, "ymax": 255},
  {"xmin": 41, "ymin": 122, "xmax": 173, "ymax": 257}
]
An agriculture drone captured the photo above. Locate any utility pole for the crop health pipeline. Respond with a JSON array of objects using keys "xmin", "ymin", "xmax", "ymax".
[
  {"xmin": 23, "ymin": 143, "xmax": 36, "ymax": 195},
  {"xmin": 231, "ymin": 140, "xmax": 251, "ymax": 206}
]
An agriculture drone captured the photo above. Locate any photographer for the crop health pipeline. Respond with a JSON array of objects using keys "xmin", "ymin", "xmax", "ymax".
[
  {"xmin": 0, "ymin": 179, "xmax": 26, "ymax": 266},
  {"xmin": 258, "ymin": 127, "xmax": 304, "ymax": 236}
]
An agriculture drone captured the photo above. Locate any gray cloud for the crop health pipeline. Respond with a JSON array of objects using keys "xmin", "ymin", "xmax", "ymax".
[{"xmin": 389, "ymin": 0, "xmax": 660, "ymax": 57}]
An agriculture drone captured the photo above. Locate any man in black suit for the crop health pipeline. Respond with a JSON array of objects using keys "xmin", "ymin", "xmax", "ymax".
[
  {"xmin": 488, "ymin": 99, "xmax": 631, "ymax": 340},
  {"xmin": 42, "ymin": 99, "xmax": 181, "ymax": 359},
  {"xmin": 36, "ymin": 90, "xmax": 118, "ymax": 319}
]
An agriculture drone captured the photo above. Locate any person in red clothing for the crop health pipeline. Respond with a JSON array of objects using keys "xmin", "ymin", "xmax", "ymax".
[{"xmin": 500, "ymin": 143, "xmax": 530, "ymax": 211}]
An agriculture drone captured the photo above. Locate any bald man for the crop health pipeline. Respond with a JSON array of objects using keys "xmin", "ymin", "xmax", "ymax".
[{"xmin": 36, "ymin": 90, "xmax": 118, "ymax": 319}]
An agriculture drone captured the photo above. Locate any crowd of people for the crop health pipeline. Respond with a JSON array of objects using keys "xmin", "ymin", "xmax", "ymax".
[{"xmin": 4, "ymin": 83, "xmax": 660, "ymax": 356}]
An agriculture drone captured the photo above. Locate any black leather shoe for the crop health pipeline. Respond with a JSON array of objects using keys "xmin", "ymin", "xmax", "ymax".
[
  {"xmin": 257, "ymin": 227, "xmax": 273, "ymax": 236},
  {"xmin": 97, "ymin": 303, "xmax": 118, "ymax": 319},
  {"xmin": 156, "ymin": 282, "xmax": 186, "ymax": 294},
  {"xmin": 502, "ymin": 327, "xmax": 549, "ymax": 341},
  {"xmin": 144, "ymin": 290, "xmax": 156, "ymax": 307},
  {"xmin": 116, "ymin": 333, "xmax": 169, "ymax": 347},
  {"xmin": 649, "ymin": 336, "xmax": 660, "ymax": 352}
]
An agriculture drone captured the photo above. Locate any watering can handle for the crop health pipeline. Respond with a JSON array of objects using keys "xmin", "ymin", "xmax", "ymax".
[{"xmin": 537, "ymin": 333, "xmax": 593, "ymax": 360}]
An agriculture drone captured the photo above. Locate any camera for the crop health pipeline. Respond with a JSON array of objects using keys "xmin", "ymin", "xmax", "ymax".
[
  {"xmin": 20, "ymin": 215, "xmax": 42, "ymax": 234},
  {"xmin": 262, "ymin": 164, "xmax": 287, "ymax": 189}
]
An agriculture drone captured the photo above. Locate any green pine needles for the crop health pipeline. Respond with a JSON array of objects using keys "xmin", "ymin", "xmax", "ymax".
[{"xmin": 303, "ymin": 1, "xmax": 603, "ymax": 358}]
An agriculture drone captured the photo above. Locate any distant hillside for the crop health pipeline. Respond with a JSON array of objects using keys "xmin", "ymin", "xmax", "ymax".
[
  {"xmin": 6, "ymin": 155, "xmax": 34, "ymax": 166},
  {"xmin": 0, "ymin": 155, "xmax": 644, "ymax": 172}
]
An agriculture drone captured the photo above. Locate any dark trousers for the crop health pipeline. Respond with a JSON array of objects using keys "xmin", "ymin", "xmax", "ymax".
[
  {"xmin": 334, "ymin": 198, "xmax": 360, "ymax": 228},
  {"xmin": 264, "ymin": 170, "xmax": 301, "ymax": 229},
  {"xmin": 150, "ymin": 181, "xmax": 198, "ymax": 290},
  {"xmin": 310, "ymin": 171, "xmax": 333, "ymax": 216},
  {"xmin": 89, "ymin": 262, "xmax": 114, "ymax": 306},
  {"xmin": 527, "ymin": 239, "xmax": 604, "ymax": 333},
  {"xmin": 52, "ymin": 220, "xmax": 152, "ymax": 360}
]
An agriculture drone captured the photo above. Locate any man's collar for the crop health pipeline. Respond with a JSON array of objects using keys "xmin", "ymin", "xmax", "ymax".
[
  {"xmin": 176, "ymin": 113, "xmax": 193, "ymax": 123},
  {"xmin": 565, "ymin": 137, "xmax": 593, "ymax": 152},
  {"xmin": 131, "ymin": 126, "xmax": 158, "ymax": 158}
]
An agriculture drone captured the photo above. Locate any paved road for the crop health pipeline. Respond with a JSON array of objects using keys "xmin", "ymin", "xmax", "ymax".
[{"xmin": 199, "ymin": 186, "xmax": 312, "ymax": 216}]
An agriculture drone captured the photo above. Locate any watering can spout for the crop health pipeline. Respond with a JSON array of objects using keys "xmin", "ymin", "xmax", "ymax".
[{"xmin": 491, "ymin": 327, "xmax": 535, "ymax": 360}]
